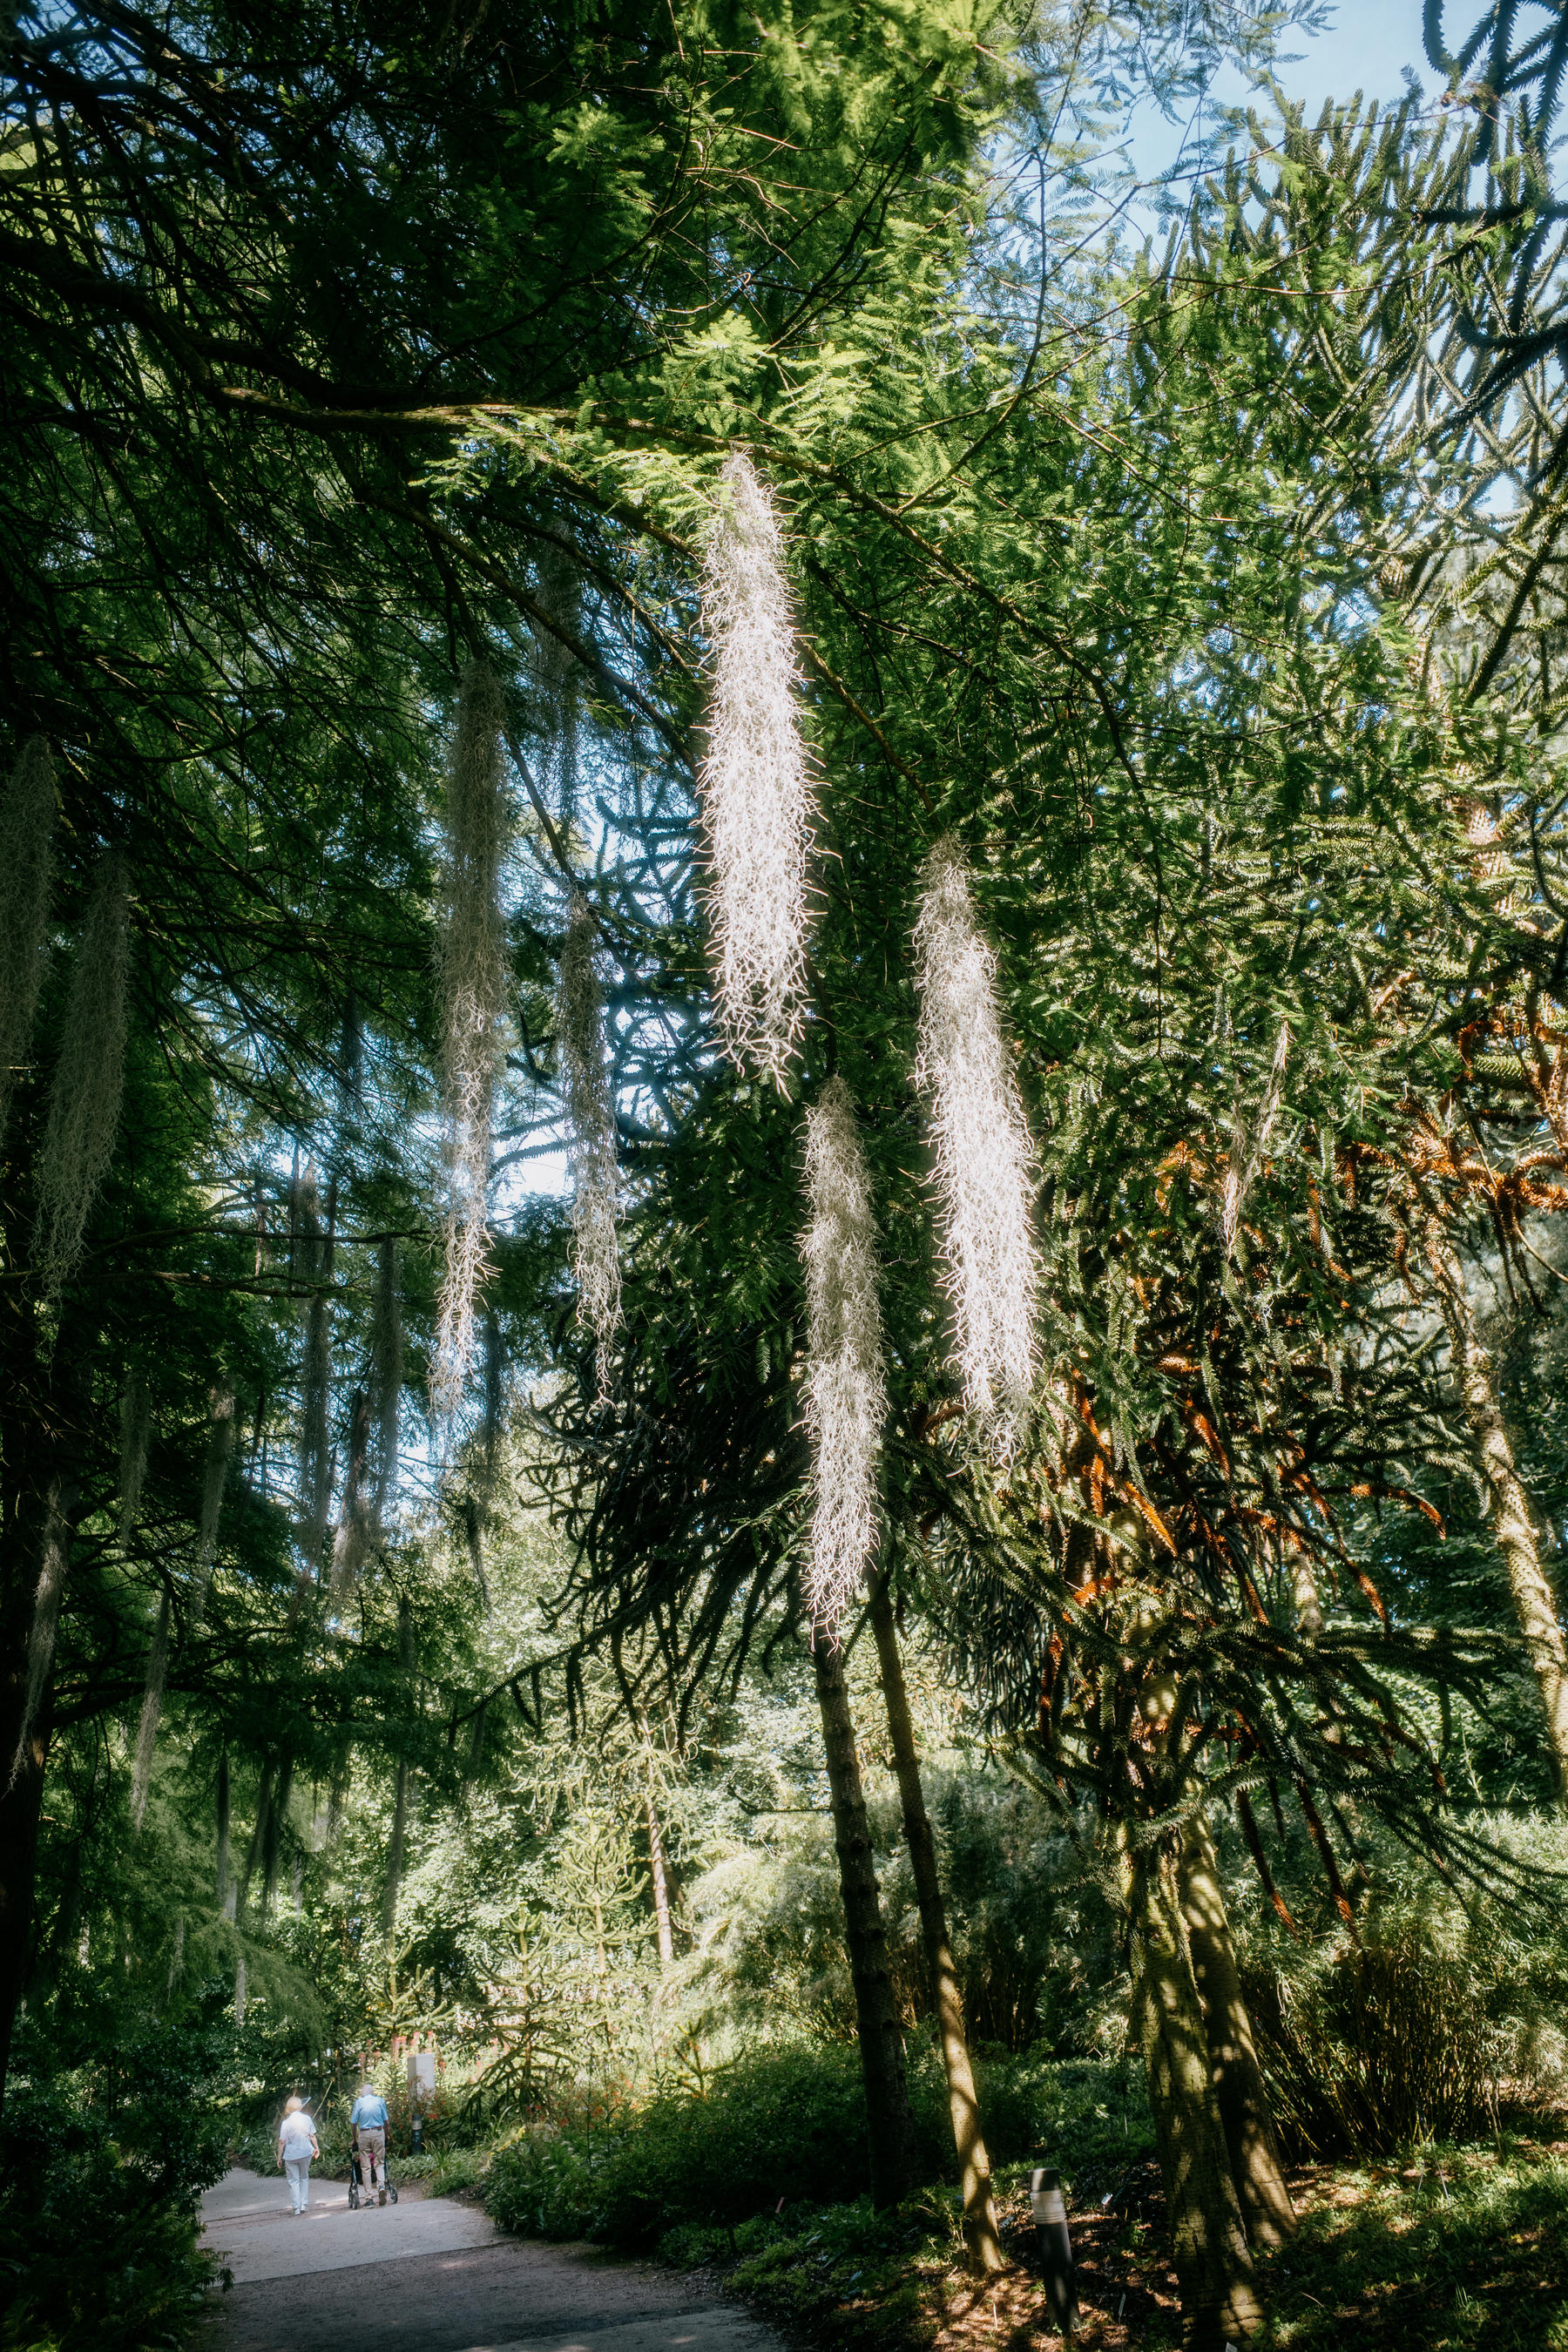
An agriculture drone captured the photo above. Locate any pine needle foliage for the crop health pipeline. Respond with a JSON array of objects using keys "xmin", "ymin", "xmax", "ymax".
[
  {"xmin": 912, "ymin": 838, "xmax": 1040, "ymax": 1448},
  {"xmin": 801, "ymin": 1074, "xmax": 888, "ymax": 1638},
  {"xmin": 33, "ymin": 848, "xmax": 129, "ymax": 1292},
  {"xmin": 434, "ymin": 657, "xmax": 510, "ymax": 1419},
  {"xmin": 559, "ymin": 891, "xmax": 621, "ymax": 1399},
  {"xmin": 699, "ymin": 452, "xmax": 814, "ymax": 1092},
  {"xmin": 0, "ymin": 734, "xmax": 55, "ymax": 1148}
]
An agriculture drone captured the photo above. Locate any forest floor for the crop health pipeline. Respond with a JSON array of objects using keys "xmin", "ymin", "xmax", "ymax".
[
  {"xmin": 681, "ymin": 2135, "xmax": 1568, "ymax": 2351},
  {"xmin": 201, "ymin": 2133, "xmax": 1568, "ymax": 2351}
]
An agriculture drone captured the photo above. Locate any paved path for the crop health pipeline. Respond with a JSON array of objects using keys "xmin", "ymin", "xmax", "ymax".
[{"xmin": 201, "ymin": 2169, "xmax": 783, "ymax": 2352}]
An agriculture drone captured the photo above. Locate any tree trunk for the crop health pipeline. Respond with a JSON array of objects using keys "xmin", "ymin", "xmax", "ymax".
[
  {"xmin": 237, "ymin": 1759, "xmax": 274, "ymax": 1920},
  {"xmin": 261, "ymin": 1753, "xmax": 293, "ymax": 1923},
  {"xmin": 1177, "ymin": 1813, "xmax": 1295, "ymax": 2250},
  {"xmin": 129, "ymin": 1583, "xmax": 171, "ymax": 1830},
  {"xmin": 382, "ymin": 1592, "xmax": 416, "ymax": 1937},
  {"xmin": 1130, "ymin": 1842, "xmax": 1260, "ymax": 2350},
  {"xmin": 1425, "ymin": 1220, "xmax": 1568, "ymax": 1799},
  {"xmin": 868, "ymin": 1571, "xmax": 1003, "ymax": 2271},
  {"xmin": 215, "ymin": 1751, "xmax": 232, "ymax": 1914},
  {"xmin": 382, "ymin": 1761, "xmax": 409, "ymax": 1938},
  {"xmin": 0, "ymin": 1456, "xmax": 80, "ymax": 2102},
  {"xmin": 812, "ymin": 1631, "xmax": 913, "ymax": 2210},
  {"xmin": 646, "ymin": 1785, "xmax": 675, "ymax": 1968}
]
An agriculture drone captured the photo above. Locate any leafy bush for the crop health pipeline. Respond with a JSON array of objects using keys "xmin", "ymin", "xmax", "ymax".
[
  {"xmin": 0, "ymin": 2024, "xmax": 228, "ymax": 2352},
  {"xmin": 486, "ymin": 2041, "xmax": 1151, "ymax": 2247},
  {"xmin": 430, "ymin": 2144, "xmax": 490, "ymax": 2198}
]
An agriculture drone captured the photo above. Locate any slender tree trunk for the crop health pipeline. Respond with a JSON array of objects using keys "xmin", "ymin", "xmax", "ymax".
[
  {"xmin": 382, "ymin": 1761, "xmax": 408, "ymax": 1938},
  {"xmin": 237, "ymin": 1759, "xmax": 274, "ymax": 1920},
  {"xmin": 0, "ymin": 1448, "xmax": 81, "ymax": 2101},
  {"xmin": 261, "ymin": 1753, "xmax": 293, "ymax": 1923},
  {"xmin": 1130, "ymin": 1842, "xmax": 1260, "ymax": 2350},
  {"xmin": 129, "ymin": 1584, "xmax": 171, "ymax": 1829},
  {"xmin": 812, "ymin": 1632, "xmax": 913, "ymax": 2210},
  {"xmin": 382, "ymin": 1592, "xmax": 416, "ymax": 1937},
  {"xmin": 646, "ymin": 1786, "xmax": 675, "ymax": 1968},
  {"xmin": 1426, "ymin": 1220, "xmax": 1568, "ymax": 1798},
  {"xmin": 215, "ymin": 1751, "xmax": 232, "ymax": 1914},
  {"xmin": 1177, "ymin": 1814, "xmax": 1295, "ymax": 2250},
  {"xmin": 868, "ymin": 1572, "xmax": 1003, "ymax": 2271},
  {"xmin": 42, "ymin": 1841, "xmax": 84, "ymax": 2000}
]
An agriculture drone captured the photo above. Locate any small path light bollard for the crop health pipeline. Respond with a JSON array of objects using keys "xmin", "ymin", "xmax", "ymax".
[{"xmin": 1031, "ymin": 2166, "xmax": 1078, "ymax": 2338}]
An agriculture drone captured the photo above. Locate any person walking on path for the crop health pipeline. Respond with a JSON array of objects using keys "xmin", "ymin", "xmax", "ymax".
[
  {"xmin": 350, "ymin": 2081, "xmax": 391, "ymax": 2207},
  {"xmin": 277, "ymin": 2097, "xmax": 320, "ymax": 2214}
]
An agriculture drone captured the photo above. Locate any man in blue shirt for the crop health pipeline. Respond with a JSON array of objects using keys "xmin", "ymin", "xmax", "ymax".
[{"xmin": 350, "ymin": 2083, "xmax": 391, "ymax": 2207}]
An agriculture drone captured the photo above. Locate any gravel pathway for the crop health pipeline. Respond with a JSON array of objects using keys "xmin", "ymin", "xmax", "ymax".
[{"xmin": 201, "ymin": 2168, "xmax": 783, "ymax": 2352}]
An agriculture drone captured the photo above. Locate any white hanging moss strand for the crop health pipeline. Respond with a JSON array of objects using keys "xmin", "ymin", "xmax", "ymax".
[
  {"xmin": 8, "ymin": 1475, "xmax": 71, "ymax": 1791},
  {"xmin": 0, "ymin": 736, "xmax": 56, "ymax": 1149},
  {"xmin": 801, "ymin": 1074, "xmax": 888, "ymax": 1639},
  {"xmin": 559, "ymin": 891, "xmax": 621, "ymax": 1398},
  {"xmin": 912, "ymin": 837, "xmax": 1041, "ymax": 1445},
  {"xmin": 190, "ymin": 1382, "xmax": 235, "ymax": 1628},
  {"xmin": 700, "ymin": 452, "xmax": 814, "ymax": 1091},
  {"xmin": 34, "ymin": 848, "xmax": 129, "ymax": 1294},
  {"xmin": 433, "ymin": 659, "xmax": 510, "ymax": 1418},
  {"xmin": 129, "ymin": 1587, "xmax": 171, "ymax": 1831},
  {"xmin": 131, "ymin": 1379, "xmax": 231, "ymax": 1825}
]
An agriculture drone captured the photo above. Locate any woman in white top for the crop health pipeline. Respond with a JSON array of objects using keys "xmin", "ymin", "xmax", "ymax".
[{"xmin": 277, "ymin": 2096, "xmax": 320, "ymax": 2213}]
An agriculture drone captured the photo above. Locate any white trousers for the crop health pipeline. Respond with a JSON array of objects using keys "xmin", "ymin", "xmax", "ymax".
[{"xmin": 285, "ymin": 2154, "xmax": 312, "ymax": 2211}]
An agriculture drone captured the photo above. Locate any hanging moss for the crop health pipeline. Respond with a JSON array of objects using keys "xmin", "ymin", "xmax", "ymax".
[
  {"xmin": 912, "ymin": 837, "xmax": 1040, "ymax": 1452},
  {"xmin": 559, "ymin": 891, "xmax": 621, "ymax": 1398},
  {"xmin": 118, "ymin": 1369, "xmax": 152, "ymax": 1551},
  {"xmin": 801, "ymin": 1074, "xmax": 888, "ymax": 1638},
  {"xmin": 0, "ymin": 735, "xmax": 55, "ymax": 1150},
  {"xmin": 699, "ymin": 452, "xmax": 815, "ymax": 1092},
  {"xmin": 129, "ymin": 1587, "xmax": 172, "ymax": 1831},
  {"xmin": 33, "ymin": 848, "xmax": 129, "ymax": 1292},
  {"xmin": 433, "ymin": 658, "xmax": 510, "ymax": 1418}
]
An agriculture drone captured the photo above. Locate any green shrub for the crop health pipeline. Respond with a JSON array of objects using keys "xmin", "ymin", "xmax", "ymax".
[
  {"xmin": 430, "ymin": 2145, "xmax": 490, "ymax": 2198},
  {"xmin": 485, "ymin": 2041, "xmax": 1152, "ymax": 2248},
  {"xmin": 1248, "ymin": 1926, "xmax": 1510, "ymax": 2159},
  {"xmin": 0, "ymin": 2025, "xmax": 228, "ymax": 2352}
]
